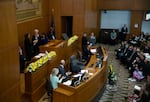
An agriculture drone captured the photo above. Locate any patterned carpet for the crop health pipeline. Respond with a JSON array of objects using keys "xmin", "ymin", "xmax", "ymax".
[{"xmin": 95, "ymin": 43, "xmax": 144, "ymax": 102}]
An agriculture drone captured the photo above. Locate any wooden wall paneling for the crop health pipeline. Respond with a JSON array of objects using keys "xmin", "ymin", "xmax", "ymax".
[
  {"xmin": 84, "ymin": 0, "xmax": 99, "ymax": 39},
  {"xmin": 73, "ymin": 15, "xmax": 84, "ymax": 35},
  {"xmin": 99, "ymin": 0, "xmax": 133, "ymax": 10},
  {"xmin": 134, "ymin": 0, "xmax": 150, "ymax": 10},
  {"xmin": 42, "ymin": 0, "xmax": 49, "ymax": 17},
  {"xmin": 98, "ymin": 0, "xmax": 150, "ymax": 10},
  {"xmin": 72, "ymin": 0, "xmax": 85, "ymax": 50},
  {"xmin": 72, "ymin": 0, "xmax": 84, "ymax": 15},
  {"xmin": 61, "ymin": 0, "xmax": 73, "ymax": 16},
  {"xmin": 0, "ymin": 0, "xmax": 21, "ymax": 102},
  {"xmin": 130, "ymin": 11, "xmax": 143, "ymax": 36}
]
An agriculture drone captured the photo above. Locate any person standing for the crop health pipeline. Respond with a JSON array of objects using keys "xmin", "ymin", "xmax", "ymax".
[
  {"xmin": 19, "ymin": 46, "xmax": 25, "ymax": 73},
  {"xmin": 32, "ymin": 29, "xmax": 41, "ymax": 55},
  {"xmin": 88, "ymin": 32, "xmax": 96, "ymax": 46},
  {"xmin": 82, "ymin": 32, "xmax": 90, "ymax": 61},
  {"xmin": 24, "ymin": 33, "xmax": 32, "ymax": 61},
  {"xmin": 50, "ymin": 68, "xmax": 65, "ymax": 89},
  {"xmin": 110, "ymin": 29, "xmax": 117, "ymax": 45},
  {"xmin": 121, "ymin": 24, "xmax": 128, "ymax": 41}
]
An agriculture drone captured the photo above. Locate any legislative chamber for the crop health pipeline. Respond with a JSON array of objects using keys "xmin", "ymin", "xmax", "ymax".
[
  {"xmin": 23, "ymin": 37, "xmax": 108, "ymax": 102},
  {"xmin": 1, "ymin": 0, "xmax": 150, "ymax": 102}
]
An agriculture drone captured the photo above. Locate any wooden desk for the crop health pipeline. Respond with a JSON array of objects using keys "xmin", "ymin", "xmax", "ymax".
[
  {"xmin": 25, "ymin": 63, "xmax": 48, "ymax": 102},
  {"xmin": 24, "ymin": 39, "xmax": 79, "ymax": 102},
  {"xmin": 39, "ymin": 40, "xmax": 66, "ymax": 52},
  {"xmin": 53, "ymin": 47, "xmax": 108, "ymax": 102}
]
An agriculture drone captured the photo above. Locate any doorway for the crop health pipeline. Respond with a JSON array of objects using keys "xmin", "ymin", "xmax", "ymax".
[{"xmin": 61, "ymin": 16, "xmax": 73, "ymax": 38}]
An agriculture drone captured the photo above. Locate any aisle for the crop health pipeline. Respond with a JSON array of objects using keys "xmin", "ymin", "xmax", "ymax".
[{"xmin": 98, "ymin": 44, "xmax": 143, "ymax": 102}]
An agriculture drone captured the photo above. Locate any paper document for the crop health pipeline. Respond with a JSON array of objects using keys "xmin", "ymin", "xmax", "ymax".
[{"xmin": 63, "ymin": 80, "xmax": 72, "ymax": 86}]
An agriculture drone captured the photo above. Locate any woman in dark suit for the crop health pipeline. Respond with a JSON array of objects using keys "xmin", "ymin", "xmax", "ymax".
[{"xmin": 24, "ymin": 33, "xmax": 32, "ymax": 61}]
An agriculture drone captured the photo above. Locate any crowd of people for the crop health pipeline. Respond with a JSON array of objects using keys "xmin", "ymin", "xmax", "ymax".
[
  {"xmin": 115, "ymin": 32, "xmax": 150, "ymax": 101},
  {"xmin": 116, "ymin": 33, "xmax": 150, "ymax": 81}
]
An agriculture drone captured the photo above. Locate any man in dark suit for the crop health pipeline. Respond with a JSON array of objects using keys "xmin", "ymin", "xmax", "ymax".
[
  {"xmin": 32, "ymin": 29, "xmax": 41, "ymax": 55},
  {"xmin": 58, "ymin": 60, "xmax": 71, "ymax": 78},
  {"xmin": 47, "ymin": 27, "xmax": 56, "ymax": 40},
  {"xmin": 121, "ymin": 24, "xmax": 128, "ymax": 41}
]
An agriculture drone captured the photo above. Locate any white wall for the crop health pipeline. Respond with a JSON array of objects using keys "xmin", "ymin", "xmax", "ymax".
[
  {"xmin": 100, "ymin": 10, "xmax": 131, "ymax": 32},
  {"xmin": 141, "ymin": 21, "xmax": 150, "ymax": 34}
]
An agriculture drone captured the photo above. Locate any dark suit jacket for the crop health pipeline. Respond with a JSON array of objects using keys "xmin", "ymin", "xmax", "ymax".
[
  {"xmin": 24, "ymin": 38, "xmax": 32, "ymax": 61},
  {"xmin": 32, "ymin": 35, "xmax": 41, "ymax": 46},
  {"xmin": 121, "ymin": 27, "xmax": 128, "ymax": 34},
  {"xmin": 58, "ymin": 64, "xmax": 67, "ymax": 77},
  {"xmin": 32, "ymin": 35, "xmax": 41, "ymax": 55},
  {"xmin": 47, "ymin": 32, "xmax": 56, "ymax": 40}
]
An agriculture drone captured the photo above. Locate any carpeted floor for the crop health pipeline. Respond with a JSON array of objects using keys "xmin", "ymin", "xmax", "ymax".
[
  {"xmin": 96, "ymin": 43, "xmax": 145, "ymax": 102},
  {"xmin": 39, "ymin": 43, "xmax": 145, "ymax": 102}
]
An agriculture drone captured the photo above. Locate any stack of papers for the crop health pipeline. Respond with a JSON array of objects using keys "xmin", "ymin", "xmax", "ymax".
[
  {"xmin": 63, "ymin": 80, "xmax": 72, "ymax": 86},
  {"xmin": 34, "ymin": 53, "xmax": 45, "ymax": 58},
  {"xmin": 72, "ymin": 74, "xmax": 81, "ymax": 77}
]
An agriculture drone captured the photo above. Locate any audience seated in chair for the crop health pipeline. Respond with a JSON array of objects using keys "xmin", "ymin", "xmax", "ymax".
[
  {"xmin": 58, "ymin": 60, "xmax": 71, "ymax": 82},
  {"xmin": 70, "ymin": 55, "xmax": 85, "ymax": 73}
]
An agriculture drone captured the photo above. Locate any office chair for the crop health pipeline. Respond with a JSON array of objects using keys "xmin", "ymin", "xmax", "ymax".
[
  {"xmin": 62, "ymin": 33, "xmax": 69, "ymax": 40},
  {"xmin": 77, "ymin": 50, "xmax": 87, "ymax": 64},
  {"xmin": 70, "ymin": 55, "xmax": 85, "ymax": 73},
  {"xmin": 77, "ymin": 50, "xmax": 83, "ymax": 62},
  {"xmin": 43, "ymin": 78, "xmax": 53, "ymax": 102}
]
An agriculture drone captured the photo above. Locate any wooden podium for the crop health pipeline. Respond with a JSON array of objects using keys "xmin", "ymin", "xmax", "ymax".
[
  {"xmin": 24, "ymin": 39, "xmax": 79, "ymax": 102},
  {"xmin": 53, "ymin": 47, "xmax": 108, "ymax": 102},
  {"xmin": 25, "ymin": 63, "xmax": 48, "ymax": 102}
]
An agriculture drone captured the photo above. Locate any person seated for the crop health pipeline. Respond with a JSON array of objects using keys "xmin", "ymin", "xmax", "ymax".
[
  {"xmin": 70, "ymin": 55, "xmax": 85, "ymax": 73},
  {"xmin": 143, "ymin": 44, "xmax": 150, "ymax": 54},
  {"xmin": 88, "ymin": 32, "xmax": 96, "ymax": 46},
  {"xmin": 128, "ymin": 88, "xmax": 141, "ymax": 102},
  {"xmin": 116, "ymin": 41, "xmax": 127, "ymax": 59},
  {"xmin": 40, "ymin": 33, "xmax": 49, "ymax": 45},
  {"xmin": 50, "ymin": 68, "xmax": 65, "ymax": 89},
  {"xmin": 58, "ymin": 60, "xmax": 71, "ymax": 81},
  {"xmin": 139, "ymin": 83, "xmax": 150, "ymax": 101},
  {"xmin": 47, "ymin": 27, "xmax": 56, "ymax": 40}
]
